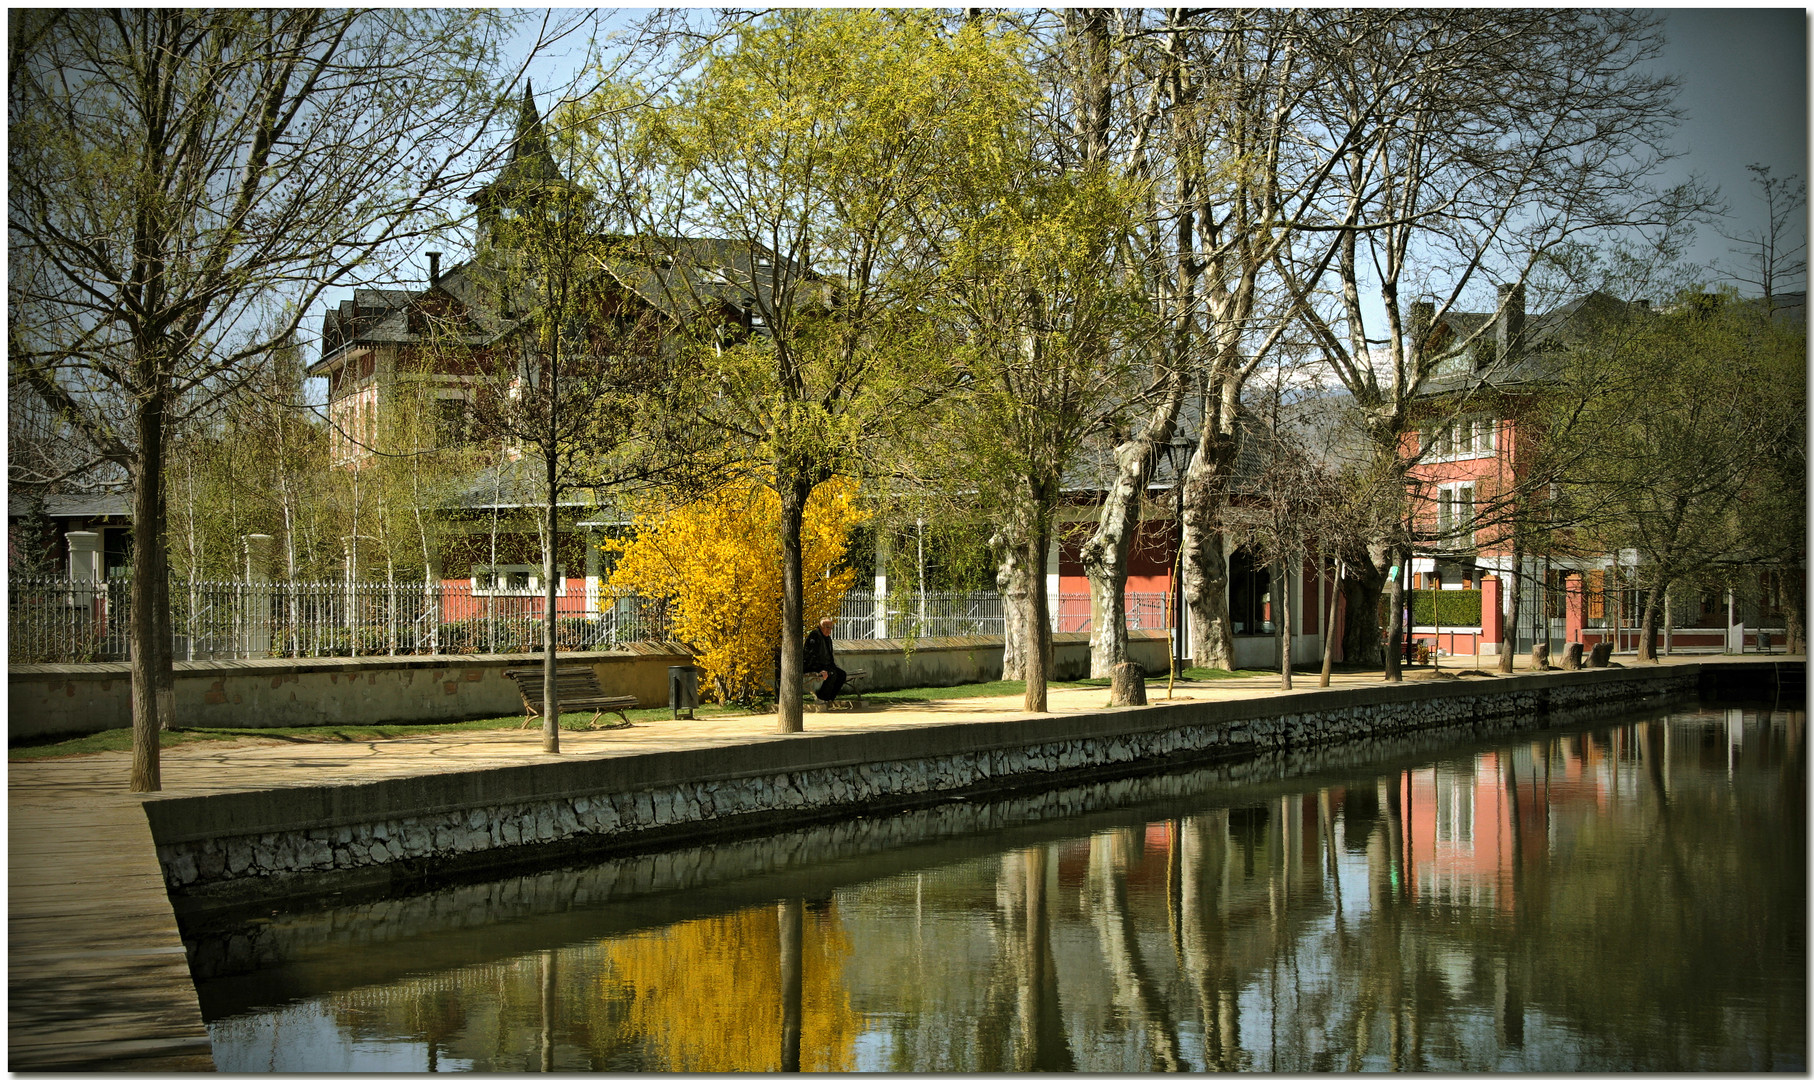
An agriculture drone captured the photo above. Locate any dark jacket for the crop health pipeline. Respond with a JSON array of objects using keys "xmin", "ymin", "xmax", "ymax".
[{"xmin": 803, "ymin": 628, "xmax": 837, "ymax": 672}]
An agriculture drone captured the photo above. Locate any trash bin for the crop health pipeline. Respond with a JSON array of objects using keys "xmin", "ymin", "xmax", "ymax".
[{"xmin": 669, "ymin": 665, "xmax": 699, "ymax": 720}]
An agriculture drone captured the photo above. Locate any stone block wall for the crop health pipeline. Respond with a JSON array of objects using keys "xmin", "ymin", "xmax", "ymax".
[{"xmin": 149, "ymin": 665, "xmax": 1703, "ymax": 912}]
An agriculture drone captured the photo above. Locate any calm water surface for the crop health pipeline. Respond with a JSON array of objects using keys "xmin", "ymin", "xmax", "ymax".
[{"xmin": 192, "ymin": 700, "xmax": 1805, "ymax": 1071}]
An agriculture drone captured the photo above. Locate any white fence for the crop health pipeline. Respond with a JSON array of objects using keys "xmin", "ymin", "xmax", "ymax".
[
  {"xmin": 833, "ymin": 590, "xmax": 1175, "ymax": 640},
  {"xmin": 7, "ymin": 577, "xmax": 673, "ymax": 664},
  {"xmin": 9, "ymin": 578, "xmax": 1177, "ymax": 664}
]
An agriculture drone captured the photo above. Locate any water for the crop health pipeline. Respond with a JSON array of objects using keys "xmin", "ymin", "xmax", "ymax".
[{"xmin": 190, "ymin": 698, "xmax": 1805, "ymax": 1072}]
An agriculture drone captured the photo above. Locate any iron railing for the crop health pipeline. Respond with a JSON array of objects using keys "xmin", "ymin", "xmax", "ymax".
[
  {"xmin": 11, "ymin": 577, "xmax": 1179, "ymax": 664},
  {"xmin": 833, "ymin": 590, "xmax": 1174, "ymax": 640},
  {"xmin": 7, "ymin": 576, "xmax": 673, "ymax": 664}
]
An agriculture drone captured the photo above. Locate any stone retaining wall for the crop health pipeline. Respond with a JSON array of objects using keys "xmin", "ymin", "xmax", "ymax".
[
  {"xmin": 9, "ymin": 632, "xmax": 1169, "ymax": 740},
  {"xmin": 147, "ymin": 664, "xmax": 1714, "ymax": 913}
]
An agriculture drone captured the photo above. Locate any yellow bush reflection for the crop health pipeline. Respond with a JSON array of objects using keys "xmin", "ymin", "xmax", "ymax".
[{"xmin": 599, "ymin": 902, "xmax": 859, "ymax": 1070}]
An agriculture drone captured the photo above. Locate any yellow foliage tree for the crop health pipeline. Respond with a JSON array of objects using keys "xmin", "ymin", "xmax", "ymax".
[
  {"xmin": 595, "ymin": 903, "xmax": 860, "ymax": 1071},
  {"xmin": 605, "ymin": 479, "xmax": 865, "ymax": 702}
]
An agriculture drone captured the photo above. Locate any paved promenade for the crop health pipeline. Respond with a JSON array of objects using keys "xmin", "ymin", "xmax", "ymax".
[{"xmin": 7, "ymin": 655, "xmax": 1793, "ymax": 1070}]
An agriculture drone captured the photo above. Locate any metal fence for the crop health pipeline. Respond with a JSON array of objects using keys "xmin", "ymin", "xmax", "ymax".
[
  {"xmin": 11, "ymin": 577, "xmax": 1179, "ymax": 664},
  {"xmin": 7, "ymin": 576, "xmax": 674, "ymax": 664},
  {"xmin": 833, "ymin": 589, "xmax": 1174, "ymax": 640}
]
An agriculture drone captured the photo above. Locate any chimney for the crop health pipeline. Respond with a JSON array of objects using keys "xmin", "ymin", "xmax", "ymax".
[
  {"xmin": 1495, "ymin": 282, "xmax": 1525, "ymax": 365},
  {"xmin": 427, "ymin": 251, "xmax": 441, "ymax": 287}
]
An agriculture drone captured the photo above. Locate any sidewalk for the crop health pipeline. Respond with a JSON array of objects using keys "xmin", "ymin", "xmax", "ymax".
[{"xmin": 6, "ymin": 654, "xmax": 1792, "ymax": 1069}]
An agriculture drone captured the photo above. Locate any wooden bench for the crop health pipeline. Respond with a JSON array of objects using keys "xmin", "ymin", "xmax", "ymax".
[
  {"xmin": 807, "ymin": 667, "xmax": 870, "ymax": 710},
  {"xmin": 503, "ymin": 666, "xmax": 635, "ymax": 730}
]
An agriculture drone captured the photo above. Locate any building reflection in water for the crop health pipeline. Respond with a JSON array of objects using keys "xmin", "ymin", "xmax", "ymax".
[{"xmin": 203, "ymin": 706, "xmax": 1804, "ymax": 1072}]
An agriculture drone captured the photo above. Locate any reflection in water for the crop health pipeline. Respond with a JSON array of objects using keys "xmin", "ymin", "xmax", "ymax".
[{"xmin": 202, "ymin": 703, "xmax": 1805, "ymax": 1072}]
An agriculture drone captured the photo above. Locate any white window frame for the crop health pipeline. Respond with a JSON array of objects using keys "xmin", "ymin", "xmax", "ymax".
[
  {"xmin": 470, "ymin": 564, "xmax": 568, "ymax": 597},
  {"xmin": 1424, "ymin": 413, "xmax": 1497, "ymax": 462},
  {"xmin": 1436, "ymin": 482, "xmax": 1475, "ymax": 549}
]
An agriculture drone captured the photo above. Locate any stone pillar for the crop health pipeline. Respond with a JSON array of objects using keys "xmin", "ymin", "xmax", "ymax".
[
  {"xmin": 1480, "ymin": 574, "xmax": 1503, "ymax": 657},
  {"xmin": 584, "ymin": 527, "xmax": 601, "ymax": 617},
  {"xmin": 1564, "ymin": 574, "xmax": 1585, "ymax": 646},
  {"xmin": 244, "ymin": 534, "xmax": 274, "ymax": 658},
  {"xmin": 65, "ymin": 531, "xmax": 101, "ymax": 593},
  {"xmin": 873, "ymin": 531, "xmax": 892, "ymax": 640},
  {"xmin": 1045, "ymin": 536, "xmax": 1061, "ymax": 632},
  {"xmin": 243, "ymin": 534, "xmax": 274, "ymax": 584},
  {"xmin": 65, "ymin": 532, "xmax": 101, "ymax": 636}
]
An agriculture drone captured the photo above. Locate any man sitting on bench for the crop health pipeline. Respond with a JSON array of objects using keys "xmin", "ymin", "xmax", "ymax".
[{"xmin": 804, "ymin": 616, "xmax": 846, "ymax": 704}]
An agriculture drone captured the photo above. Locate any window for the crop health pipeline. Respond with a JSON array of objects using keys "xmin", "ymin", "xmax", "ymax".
[
  {"xmin": 471, "ymin": 564, "xmax": 567, "ymax": 596},
  {"xmin": 1228, "ymin": 548, "xmax": 1273, "ymax": 635},
  {"xmin": 1423, "ymin": 414, "xmax": 1496, "ymax": 461},
  {"xmin": 1437, "ymin": 483, "xmax": 1474, "ymax": 548}
]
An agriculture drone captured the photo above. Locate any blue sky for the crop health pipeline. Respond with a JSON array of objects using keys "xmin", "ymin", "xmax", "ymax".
[
  {"xmin": 1649, "ymin": 8, "xmax": 1808, "ymax": 285},
  {"xmin": 309, "ymin": 7, "xmax": 1809, "ymax": 386}
]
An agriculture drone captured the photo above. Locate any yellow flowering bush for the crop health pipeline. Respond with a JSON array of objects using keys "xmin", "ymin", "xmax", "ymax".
[{"xmin": 605, "ymin": 479, "xmax": 864, "ymax": 702}]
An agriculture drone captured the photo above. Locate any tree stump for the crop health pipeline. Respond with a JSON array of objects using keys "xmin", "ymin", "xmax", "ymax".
[
  {"xmin": 1530, "ymin": 643, "xmax": 1550, "ymax": 670},
  {"xmin": 1588, "ymin": 642, "xmax": 1613, "ymax": 667},
  {"xmin": 1110, "ymin": 662, "xmax": 1147, "ymax": 706},
  {"xmin": 1559, "ymin": 642, "xmax": 1584, "ymax": 670}
]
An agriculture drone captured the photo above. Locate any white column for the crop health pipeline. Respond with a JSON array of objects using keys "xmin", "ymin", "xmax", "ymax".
[
  {"xmin": 65, "ymin": 531, "xmax": 100, "ymax": 599},
  {"xmin": 583, "ymin": 526, "xmax": 600, "ymax": 617},
  {"xmin": 244, "ymin": 534, "xmax": 274, "ymax": 658},
  {"xmin": 1046, "ymin": 537, "xmax": 1061, "ymax": 631},
  {"xmin": 873, "ymin": 532, "xmax": 891, "ymax": 640}
]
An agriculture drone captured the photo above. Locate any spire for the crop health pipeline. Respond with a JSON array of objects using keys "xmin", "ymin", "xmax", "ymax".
[
  {"xmin": 468, "ymin": 80, "xmax": 592, "ymax": 255},
  {"xmin": 498, "ymin": 81, "xmax": 562, "ymax": 185}
]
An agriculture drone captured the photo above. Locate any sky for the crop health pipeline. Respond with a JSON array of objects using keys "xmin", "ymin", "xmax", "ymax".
[
  {"xmin": 1648, "ymin": 7, "xmax": 1809, "ymax": 286},
  {"xmin": 307, "ymin": 6, "xmax": 1810, "ymax": 392}
]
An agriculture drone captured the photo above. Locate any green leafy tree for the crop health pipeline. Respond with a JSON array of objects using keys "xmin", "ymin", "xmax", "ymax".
[
  {"xmin": 1559, "ymin": 291, "xmax": 1805, "ymax": 660},
  {"xmin": 586, "ymin": 10, "xmax": 1037, "ymax": 732}
]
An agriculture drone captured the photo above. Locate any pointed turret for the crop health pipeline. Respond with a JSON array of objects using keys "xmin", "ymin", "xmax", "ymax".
[{"xmin": 469, "ymin": 81, "xmax": 591, "ymax": 254}]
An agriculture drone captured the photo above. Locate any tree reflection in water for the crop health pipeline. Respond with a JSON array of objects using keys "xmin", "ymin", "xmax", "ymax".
[{"xmin": 203, "ymin": 704, "xmax": 1803, "ymax": 1072}]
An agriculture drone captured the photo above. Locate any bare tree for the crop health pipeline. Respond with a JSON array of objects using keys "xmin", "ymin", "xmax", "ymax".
[
  {"xmin": 1720, "ymin": 164, "xmax": 1807, "ymax": 311},
  {"xmin": 1275, "ymin": 10, "xmax": 1702, "ymax": 678},
  {"xmin": 9, "ymin": 9, "xmax": 583, "ymax": 789}
]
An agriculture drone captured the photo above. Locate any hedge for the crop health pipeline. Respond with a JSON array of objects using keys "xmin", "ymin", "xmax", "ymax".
[{"xmin": 1411, "ymin": 588, "xmax": 1483, "ymax": 627}]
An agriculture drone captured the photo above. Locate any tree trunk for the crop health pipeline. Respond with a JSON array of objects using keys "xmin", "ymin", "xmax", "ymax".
[
  {"xmin": 777, "ymin": 479, "xmax": 809, "ymax": 733},
  {"xmin": 1383, "ymin": 554, "xmax": 1407, "ymax": 682},
  {"xmin": 1022, "ymin": 519, "xmax": 1053, "ymax": 713},
  {"xmin": 1180, "ymin": 426, "xmax": 1241, "ymax": 670},
  {"xmin": 1341, "ymin": 556, "xmax": 1388, "ymax": 668},
  {"xmin": 1080, "ymin": 378, "xmax": 1185, "ymax": 677},
  {"xmin": 541, "ymin": 458, "xmax": 561, "ymax": 754},
  {"xmin": 129, "ymin": 387, "xmax": 169, "ymax": 792},
  {"xmin": 995, "ymin": 531, "xmax": 1031, "ymax": 681},
  {"xmin": 1277, "ymin": 557, "xmax": 1293, "ymax": 691},
  {"xmin": 1499, "ymin": 542, "xmax": 1523, "ymax": 674},
  {"xmin": 1635, "ymin": 572, "xmax": 1666, "ymax": 662},
  {"xmin": 1319, "ymin": 557, "xmax": 1340, "ymax": 687},
  {"xmin": 1110, "ymin": 662, "xmax": 1147, "ymax": 706}
]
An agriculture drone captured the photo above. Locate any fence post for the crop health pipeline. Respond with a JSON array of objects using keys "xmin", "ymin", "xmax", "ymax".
[
  {"xmin": 244, "ymin": 534, "xmax": 274, "ymax": 659},
  {"xmin": 873, "ymin": 534, "xmax": 891, "ymax": 640},
  {"xmin": 66, "ymin": 532, "xmax": 101, "ymax": 657},
  {"xmin": 66, "ymin": 531, "xmax": 101, "ymax": 595}
]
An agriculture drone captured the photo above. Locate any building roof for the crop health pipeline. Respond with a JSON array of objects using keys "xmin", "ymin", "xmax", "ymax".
[
  {"xmin": 6, "ymin": 492, "xmax": 132, "ymax": 521},
  {"xmin": 1418, "ymin": 290, "xmax": 1643, "ymax": 397}
]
